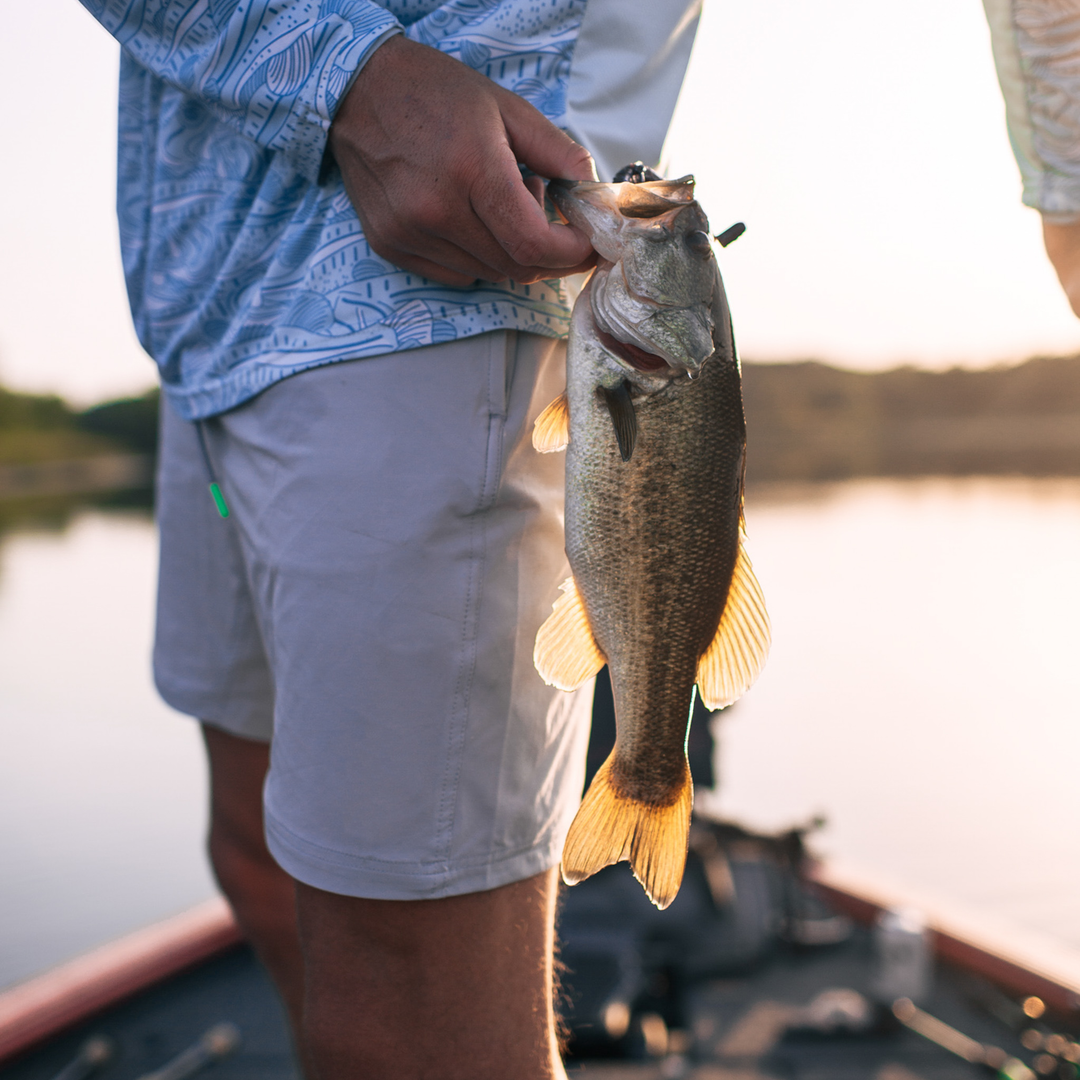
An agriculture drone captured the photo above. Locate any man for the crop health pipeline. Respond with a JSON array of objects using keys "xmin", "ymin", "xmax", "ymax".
[
  {"xmin": 984, "ymin": 0, "xmax": 1080, "ymax": 317},
  {"xmin": 81, "ymin": 2, "xmax": 703, "ymax": 1077}
]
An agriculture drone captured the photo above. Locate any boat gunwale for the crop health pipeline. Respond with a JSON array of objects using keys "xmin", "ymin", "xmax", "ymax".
[
  {"xmin": 0, "ymin": 897, "xmax": 242, "ymax": 1067},
  {"xmin": 810, "ymin": 862, "xmax": 1080, "ymax": 1020},
  {"xmin": 2, "ymin": 865, "xmax": 1078, "ymax": 1067}
]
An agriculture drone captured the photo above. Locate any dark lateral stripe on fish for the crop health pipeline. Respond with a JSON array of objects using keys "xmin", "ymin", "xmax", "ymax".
[
  {"xmin": 593, "ymin": 324, "xmax": 670, "ymax": 372},
  {"xmin": 600, "ymin": 380, "xmax": 637, "ymax": 461}
]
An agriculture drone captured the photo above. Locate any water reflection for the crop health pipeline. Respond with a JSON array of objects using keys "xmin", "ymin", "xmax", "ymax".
[
  {"xmin": 1, "ymin": 478, "xmax": 1078, "ymax": 991},
  {"xmin": 710, "ymin": 476, "xmax": 1080, "ymax": 950},
  {"xmin": 0, "ymin": 505, "xmax": 215, "ymax": 991}
]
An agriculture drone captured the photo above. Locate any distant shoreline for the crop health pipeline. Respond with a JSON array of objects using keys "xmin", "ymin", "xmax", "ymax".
[
  {"xmin": 4, "ymin": 355, "xmax": 1080, "ymax": 500},
  {"xmin": 742, "ymin": 354, "xmax": 1080, "ymax": 483}
]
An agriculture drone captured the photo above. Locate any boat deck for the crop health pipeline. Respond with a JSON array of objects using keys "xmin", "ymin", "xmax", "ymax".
[{"xmin": 1, "ymin": 920, "xmax": 1044, "ymax": 1080}]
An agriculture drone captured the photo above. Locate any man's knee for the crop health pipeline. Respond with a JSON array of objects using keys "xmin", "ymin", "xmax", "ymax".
[
  {"xmin": 295, "ymin": 872, "xmax": 563, "ymax": 1079},
  {"xmin": 201, "ymin": 723, "xmax": 277, "ymax": 889}
]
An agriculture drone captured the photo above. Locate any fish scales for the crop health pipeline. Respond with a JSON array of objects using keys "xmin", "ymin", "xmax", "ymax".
[
  {"xmin": 533, "ymin": 174, "xmax": 770, "ymax": 909},
  {"xmin": 565, "ymin": 305, "xmax": 745, "ymax": 804}
]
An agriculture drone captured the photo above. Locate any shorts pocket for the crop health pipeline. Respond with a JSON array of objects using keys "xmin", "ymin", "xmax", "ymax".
[{"xmin": 475, "ymin": 331, "xmax": 515, "ymax": 512}]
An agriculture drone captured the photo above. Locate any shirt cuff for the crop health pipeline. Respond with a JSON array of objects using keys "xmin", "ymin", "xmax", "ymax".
[{"xmin": 271, "ymin": 5, "xmax": 404, "ymax": 185}]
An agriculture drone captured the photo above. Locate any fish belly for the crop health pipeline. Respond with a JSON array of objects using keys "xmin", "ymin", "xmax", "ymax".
[
  {"xmin": 560, "ymin": 339, "xmax": 745, "ymax": 906},
  {"xmin": 566, "ymin": 353, "xmax": 745, "ymax": 793}
]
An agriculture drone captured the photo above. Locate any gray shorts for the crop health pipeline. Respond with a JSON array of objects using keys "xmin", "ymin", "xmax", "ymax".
[{"xmin": 153, "ymin": 331, "xmax": 593, "ymax": 900}]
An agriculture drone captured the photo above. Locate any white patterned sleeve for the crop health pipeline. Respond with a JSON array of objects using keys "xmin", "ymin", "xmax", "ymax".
[
  {"xmin": 78, "ymin": 0, "xmax": 403, "ymax": 184},
  {"xmin": 984, "ymin": 0, "xmax": 1080, "ymax": 223}
]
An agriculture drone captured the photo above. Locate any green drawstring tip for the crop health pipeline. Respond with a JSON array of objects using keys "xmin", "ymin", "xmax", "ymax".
[{"xmin": 209, "ymin": 482, "xmax": 230, "ymax": 519}]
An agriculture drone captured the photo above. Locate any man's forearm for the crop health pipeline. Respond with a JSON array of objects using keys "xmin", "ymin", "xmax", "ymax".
[{"xmin": 1042, "ymin": 221, "xmax": 1080, "ymax": 317}]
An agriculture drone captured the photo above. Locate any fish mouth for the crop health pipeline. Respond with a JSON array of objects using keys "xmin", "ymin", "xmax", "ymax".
[
  {"xmin": 549, "ymin": 177, "xmax": 698, "ymax": 264},
  {"xmin": 550, "ymin": 177, "xmax": 695, "ymax": 218},
  {"xmin": 593, "ymin": 322, "xmax": 671, "ymax": 373},
  {"xmin": 579, "ymin": 274, "xmax": 677, "ymax": 374},
  {"xmin": 587, "ymin": 268, "xmax": 713, "ymax": 376}
]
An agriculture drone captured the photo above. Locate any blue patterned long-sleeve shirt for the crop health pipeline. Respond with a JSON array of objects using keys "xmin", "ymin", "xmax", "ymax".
[
  {"xmin": 984, "ymin": 0, "xmax": 1080, "ymax": 224},
  {"xmin": 80, "ymin": 0, "xmax": 702, "ymax": 419}
]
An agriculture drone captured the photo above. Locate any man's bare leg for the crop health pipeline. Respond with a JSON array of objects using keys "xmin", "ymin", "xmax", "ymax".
[
  {"xmin": 296, "ymin": 870, "xmax": 566, "ymax": 1080},
  {"xmin": 201, "ymin": 725, "xmax": 306, "ymax": 1045}
]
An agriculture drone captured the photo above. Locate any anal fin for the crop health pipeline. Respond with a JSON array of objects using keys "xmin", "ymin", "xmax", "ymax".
[
  {"xmin": 562, "ymin": 755, "xmax": 693, "ymax": 910},
  {"xmin": 534, "ymin": 576, "xmax": 606, "ymax": 690},
  {"xmin": 532, "ymin": 392, "xmax": 570, "ymax": 453},
  {"xmin": 695, "ymin": 532, "xmax": 771, "ymax": 710}
]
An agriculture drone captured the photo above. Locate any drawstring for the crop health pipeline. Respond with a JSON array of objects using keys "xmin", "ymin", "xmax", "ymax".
[{"xmin": 194, "ymin": 421, "xmax": 230, "ymax": 519}]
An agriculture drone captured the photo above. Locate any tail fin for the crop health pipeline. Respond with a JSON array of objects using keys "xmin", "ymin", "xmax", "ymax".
[{"xmin": 561, "ymin": 756, "xmax": 693, "ymax": 909}]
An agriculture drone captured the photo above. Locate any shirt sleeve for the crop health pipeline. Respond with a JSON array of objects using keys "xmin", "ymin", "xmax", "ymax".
[
  {"xmin": 983, "ymin": 0, "xmax": 1080, "ymax": 223},
  {"xmin": 80, "ymin": 0, "xmax": 403, "ymax": 184}
]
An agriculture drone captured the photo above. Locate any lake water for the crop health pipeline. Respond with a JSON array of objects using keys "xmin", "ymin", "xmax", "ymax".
[{"xmin": 1, "ymin": 478, "xmax": 1078, "ymax": 991}]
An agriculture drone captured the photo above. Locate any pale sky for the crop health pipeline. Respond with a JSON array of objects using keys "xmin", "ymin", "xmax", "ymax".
[{"xmin": 1, "ymin": 0, "xmax": 1079, "ymax": 406}]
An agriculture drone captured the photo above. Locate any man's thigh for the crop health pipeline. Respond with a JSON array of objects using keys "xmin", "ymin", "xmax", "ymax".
[
  {"xmin": 191, "ymin": 331, "xmax": 592, "ymax": 900},
  {"xmin": 154, "ymin": 396, "xmax": 276, "ymax": 739}
]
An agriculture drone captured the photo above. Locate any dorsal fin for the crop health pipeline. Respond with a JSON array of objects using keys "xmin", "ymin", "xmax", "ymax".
[
  {"xmin": 532, "ymin": 392, "xmax": 570, "ymax": 453},
  {"xmin": 695, "ymin": 529, "xmax": 770, "ymax": 710},
  {"xmin": 534, "ymin": 577, "xmax": 606, "ymax": 691}
]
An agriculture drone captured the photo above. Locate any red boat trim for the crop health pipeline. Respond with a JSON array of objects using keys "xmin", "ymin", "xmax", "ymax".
[
  {"xmin": 0, "ymin": 897, "xmax": 242, "ymax": 1066},
  {"xmin": 3, "ymin": 866, "xmax": 1079, "ymax": 1065},
  {"xmin": 810, "ymin": 863, "xmax": 1080, "ymax": 1020}
]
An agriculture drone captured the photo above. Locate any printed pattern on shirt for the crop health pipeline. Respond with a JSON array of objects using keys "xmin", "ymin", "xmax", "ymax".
[
  {"xmin": 985, "ymin": 0, "xmax": 1080, "ymax": 218},
  {"xmin": 1012, "ymin": 0, "xmax": 1080, "ymax": 216},
  {"xmin": 84, "ymin": 0, "xmax": 589, "ymax": 419}
]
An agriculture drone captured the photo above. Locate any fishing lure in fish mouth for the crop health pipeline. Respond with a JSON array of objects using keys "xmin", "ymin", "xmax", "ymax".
[{"xmin": 532, "ymin": 170, "xmax": 770, "ymax": 910}]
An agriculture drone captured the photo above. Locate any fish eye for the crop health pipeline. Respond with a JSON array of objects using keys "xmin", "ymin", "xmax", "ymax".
[{"xmin": 686, "ymin": 230, "xmax": 712, "ymax": 256}]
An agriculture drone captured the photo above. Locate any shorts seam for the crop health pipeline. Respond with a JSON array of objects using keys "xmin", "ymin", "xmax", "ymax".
[{"xmin": 434, "ymin": 332, "xmax": 506, "ymax": 865}]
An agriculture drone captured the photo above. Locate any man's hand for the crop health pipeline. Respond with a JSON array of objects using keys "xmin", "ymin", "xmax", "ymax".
[
  {"xmin": 1043, "ymin": 220, "xmax": 1080, "ymax": 318},
  {"xmin": 328, "ymin": 35, "xmax": 598, "ymax": 287}
]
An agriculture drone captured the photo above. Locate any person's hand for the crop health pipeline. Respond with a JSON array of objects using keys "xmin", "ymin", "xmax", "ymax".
[
  {"xmin": 328, "ymin": 35, "xmax": 598, "ymax": 287},
  {"xmin": 1042, "ymin": 220, "xmax": 1080, "ymax": 318}
]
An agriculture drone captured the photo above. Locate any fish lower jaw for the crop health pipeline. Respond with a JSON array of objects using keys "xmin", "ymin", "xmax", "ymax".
[
  {"xmin": 593, "ymin": 321, "xmax": 677, "ymax": 376},
  {"xmin": 589, "ymin": 312, "xmax": 708, "ymax": 385}
]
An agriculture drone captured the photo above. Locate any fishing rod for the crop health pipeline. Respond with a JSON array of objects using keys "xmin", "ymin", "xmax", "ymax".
[
  {"xmin": 893, "ymin": 998, "xmax": 1035, "ymax": 1079},
  {"xmin": 46, "ymin": 1035, "xmax": 113, "ymax": 1080},
  {"xmin": 134, "ymin": 1022, "xmax": 240, "ymax": 1080}
]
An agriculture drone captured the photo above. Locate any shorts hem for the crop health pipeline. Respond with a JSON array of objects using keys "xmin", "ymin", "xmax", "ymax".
[
  {"xmin": 154, "ymin": 676, "xmax": 274, "ymax": 743},
  {"xmin": 265, "ymin": 811, "xmax": 565, "ymax": 900}
]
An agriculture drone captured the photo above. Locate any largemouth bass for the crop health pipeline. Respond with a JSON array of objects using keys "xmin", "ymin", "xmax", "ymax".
[{"xmin": 532, "ymin": 175, "xmax": 770, "ymax": 909}]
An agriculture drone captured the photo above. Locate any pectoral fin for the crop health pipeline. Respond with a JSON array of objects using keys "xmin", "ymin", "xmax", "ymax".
[
  {"xmin": 532, "ymin": 392, "xmax": 570, "ymax": 453},
  {"xmin": 601, "ymin": 380, "xmax": 637, "ymax": 462},
  {"xmin": 695, "ymin": 531, "xmax": 771, "ymax": 710},
  {"xmin": 534, "ymin": 577, "xmax": 606, "ymax": 690}
]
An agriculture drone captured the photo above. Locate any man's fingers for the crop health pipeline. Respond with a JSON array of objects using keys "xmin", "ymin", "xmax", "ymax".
[
  {"xmin": 378, "ymin": 248, "xmax": 486, "ymax": 289},
  {"xmin": 523, "ymin": 174, "xmax": 545, "ymax": 208},
  {"xmin": 500, "ymin": 92, "xmax": 597, "ymax": 183},
  {"xmin": 471, "ymin": 153, "xmax": 594, "ymax": 271},
  {"xmin": 361, "ymin": 215, "xmax": 513, "ymax": 284}
]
